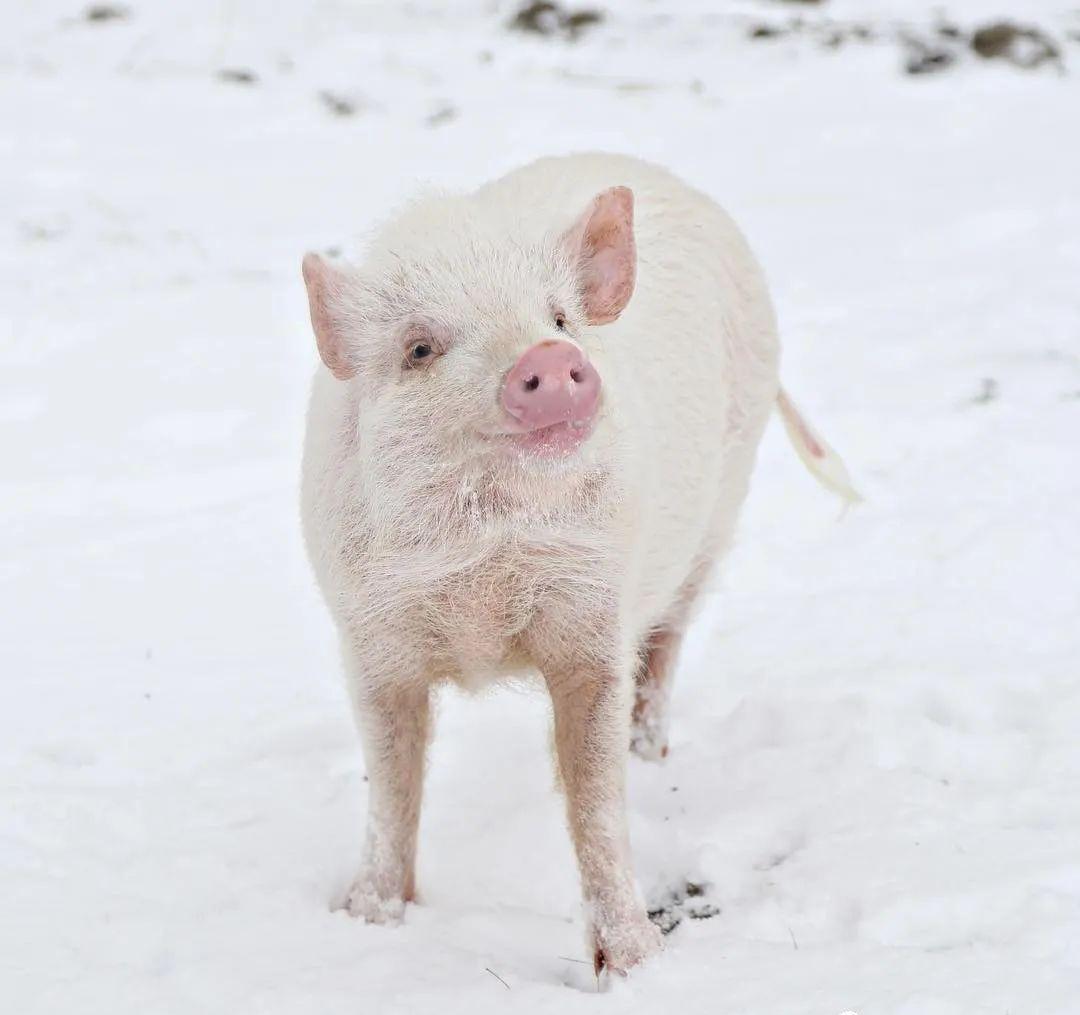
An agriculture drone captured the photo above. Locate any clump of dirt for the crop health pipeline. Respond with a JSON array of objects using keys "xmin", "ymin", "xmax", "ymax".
[
  {"xmin": 217, "ymin": 68, "xmax": 258, "ymax": 85},
  {"xmin": 647, "ymin": 880, "xmax": 720, "ymax": 935},
  {"xmin": 902, "ymin": 36, "xmax": 958, "ymax": 76},
  {"xmin": 749, "ymin": 23, "xmax": 784, "ymax": 40},
  {"xmin": 508, "ymin": 1, "xmax": 604, "ymax": 42},
  {"xmin": 84, "ymin": 4, "xmax": 129, "ymax": 22},
  {"xmin": 318, "ymin": 91, "xmax": 359, "ymax": 117},
  {"xmin": 747, "ymin": 12, "xmax": 1065, "ymax": 76},
  {"xmin": 746, "ymin": 18, "xmax": 878, "ymax": 49},
  {"xmin": 426, "ymin": 103, "xmax": 458, "ymax": 128},
  {"xmin": 971, "ymin": 378, "xmax": 1000, "ymax": 405},
  {"xmin": 971, "ymin": 21, "xmax": 1060, "ymax": 69}
]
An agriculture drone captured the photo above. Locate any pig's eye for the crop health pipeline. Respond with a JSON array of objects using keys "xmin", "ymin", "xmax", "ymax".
[
  {"xmin": 407, "ymin": 341, "xmax": 434, "ymax": 365},
  {"xmin": 554, "ymin": 313, "xmax": 567, "ymax": 330},
  {"xmin": 402, "ymin": 322, "xmax": 444, "ymax": 370}
]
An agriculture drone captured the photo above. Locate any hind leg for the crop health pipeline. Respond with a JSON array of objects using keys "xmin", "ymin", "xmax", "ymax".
[
  {"xmin": 630, "ymin": 564, "xmax": 712, "ymax": 761},
  {"xmin": 630, "ymin": 627, "xmax": 681, "ymax": 760}
]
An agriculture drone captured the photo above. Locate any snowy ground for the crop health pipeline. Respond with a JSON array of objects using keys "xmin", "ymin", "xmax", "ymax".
[{"xmin": 3, "ymin": 2, "xmax": 1080, "ymax": 1012}]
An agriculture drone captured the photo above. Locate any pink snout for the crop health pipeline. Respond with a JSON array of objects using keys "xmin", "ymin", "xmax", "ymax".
[{"xmin": 501, "ymin": 340, "xmax": 601, "ymax": 432}]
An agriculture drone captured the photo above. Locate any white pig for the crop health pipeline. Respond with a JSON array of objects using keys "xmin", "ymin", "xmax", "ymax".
[{"xmin": 300, "ymin": 153, "xmax": 856, "ymax": 974}]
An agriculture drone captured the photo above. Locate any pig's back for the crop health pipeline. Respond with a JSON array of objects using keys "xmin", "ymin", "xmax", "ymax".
[{"xmin": 478, "ymin": 154, "xmax": 780, "ymax": 629}]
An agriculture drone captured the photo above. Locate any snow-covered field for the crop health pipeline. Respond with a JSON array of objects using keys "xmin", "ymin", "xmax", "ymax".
[{"xmin": 3, "ymin": 2, "xmax": 1080, "ymax": 1012}]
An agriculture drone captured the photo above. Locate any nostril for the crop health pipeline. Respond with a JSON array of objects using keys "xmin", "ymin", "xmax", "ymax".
[
  {"xmin": 523, "ymin": 375, "xmax": 540, "ymax": 392},
  {"xmin": 569, "ymin": 368, "xmax": 584, "ymax": 384}
]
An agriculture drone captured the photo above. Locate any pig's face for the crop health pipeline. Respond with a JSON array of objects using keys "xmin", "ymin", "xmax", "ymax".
[{"xmin": 302, "ymin": 187, "xmax": 635, "ymax": 511}]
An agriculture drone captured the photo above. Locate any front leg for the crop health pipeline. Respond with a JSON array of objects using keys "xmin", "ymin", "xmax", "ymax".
[
  {"xmin": 341, "ymin": 657, "xmax": 431, "ymax": 925},
  {"xmin": 545, "ymin": 661, "xmax": 663, "ymax": 974}
]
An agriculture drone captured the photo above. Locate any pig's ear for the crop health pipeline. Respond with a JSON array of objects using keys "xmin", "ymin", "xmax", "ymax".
[
  {"xmin": 561, "ymin": 186, "xmax": 636, "ymax": 325},
  {"xmin": 302, "ymin": 252, "xmax": 357, "ymax": 381}
]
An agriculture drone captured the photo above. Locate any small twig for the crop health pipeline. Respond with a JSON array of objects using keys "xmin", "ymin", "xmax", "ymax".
[
  {"xmin": 485, "ymin": 967, "xmax": 511, "ymax": 990},
  {"xmin": 788, "ymin": 925, "xmax": 799, "ymax": 951},
  {"xmin": 557, "ymin": 955, "xmax": 592, "ymax": 965}
]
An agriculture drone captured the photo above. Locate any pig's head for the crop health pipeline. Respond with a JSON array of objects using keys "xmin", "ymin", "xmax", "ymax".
[{"xmin": 301, "ymin": 186, "xmax": 635, "ymax": 518}]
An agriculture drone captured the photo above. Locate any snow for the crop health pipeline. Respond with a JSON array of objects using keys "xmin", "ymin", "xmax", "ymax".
[{"xmin": 3, "ymin": 1, "xmax": 1079, "ymax": 1012}]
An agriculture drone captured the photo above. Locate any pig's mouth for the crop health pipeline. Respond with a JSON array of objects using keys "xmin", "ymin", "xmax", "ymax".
[{"xmin": 484, "ymin": 417, "xmax": 596, "ymax": 459}]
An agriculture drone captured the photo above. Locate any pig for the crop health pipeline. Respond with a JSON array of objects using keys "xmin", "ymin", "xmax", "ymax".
[{"xmin": 299, "ymin": 153, "xmax": 856, "ymax": 974}]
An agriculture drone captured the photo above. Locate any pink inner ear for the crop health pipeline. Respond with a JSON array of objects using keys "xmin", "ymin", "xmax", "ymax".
[
  {"xmin": 302, "ymin": 253, "xmax": 356, "ymax": 381},
  {"xmin": 565, "ymin": 186, "xmax": 636, "ymax": 325}
]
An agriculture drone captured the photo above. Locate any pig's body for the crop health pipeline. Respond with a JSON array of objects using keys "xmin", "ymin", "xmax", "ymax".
[
  {"xmin": 300, "ymin": 154, "xmax": 826, "ymax": 973},
  {"xmin": 304, "ymin": 154, "xmax": 779, "ymax": 678}
]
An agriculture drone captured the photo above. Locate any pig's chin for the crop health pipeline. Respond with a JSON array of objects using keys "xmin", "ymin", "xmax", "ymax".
[{"xmin": 491, "ymin": 419, "xmax": 596, "ymax": 461}]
